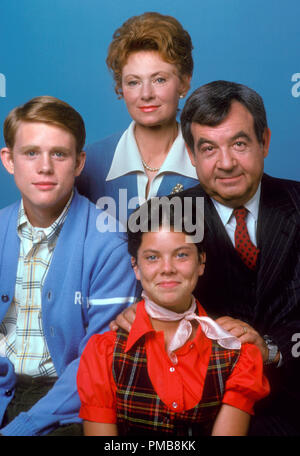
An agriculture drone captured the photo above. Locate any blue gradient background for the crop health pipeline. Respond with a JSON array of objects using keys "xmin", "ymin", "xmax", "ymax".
[{"xmin": 0, "ymin": 0, "xmax": 299, "ymax": 208}]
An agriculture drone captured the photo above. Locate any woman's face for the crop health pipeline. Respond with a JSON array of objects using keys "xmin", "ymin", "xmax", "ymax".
[
  {"xmin": 132, "ymin": 229, "xmax": 205, "ymax": 313},
  {"xmin": 121, "ymin": 51, "xmax": 190, "ymax": 129}
]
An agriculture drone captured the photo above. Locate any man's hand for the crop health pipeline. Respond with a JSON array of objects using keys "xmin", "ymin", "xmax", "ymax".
[
  {"xmin": 109, "ymin": 302, "xmax": 137, "ymax": 333},
  {"xmin": 216, "ymin": 316, "xmax": 269, "ymax": 362}
]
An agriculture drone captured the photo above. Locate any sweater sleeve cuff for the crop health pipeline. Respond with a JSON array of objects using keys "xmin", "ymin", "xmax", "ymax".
[
  {"xmin": 0, "ymin": 413, "xmax": 47, "ymax": 436},
  {"xmin": 79, "ymin": 405, "xmax": 117, "ymax": 424}
]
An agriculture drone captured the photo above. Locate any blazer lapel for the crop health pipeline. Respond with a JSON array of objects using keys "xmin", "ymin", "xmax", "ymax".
[{"xmin": 256, "ymin": 175, "xmax": 298, "ymax": 303}]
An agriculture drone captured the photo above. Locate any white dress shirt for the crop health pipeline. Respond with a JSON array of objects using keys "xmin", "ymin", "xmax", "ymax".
[{"xmin": 211, "ymin": 184, "xmax": 261, "ymax": 247}]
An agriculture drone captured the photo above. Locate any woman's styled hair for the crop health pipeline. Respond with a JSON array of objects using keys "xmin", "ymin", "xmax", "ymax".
[
  {"xmin": 106, "ymin": 12, "xmax": 194, "ymax": 97},
  {"xmin": 3, "ymin": 95, "xmax": 86, "ymax": 155},
  {"xmin": 127, "ymin": 196, "xmax": 204, "ymax": 264}
]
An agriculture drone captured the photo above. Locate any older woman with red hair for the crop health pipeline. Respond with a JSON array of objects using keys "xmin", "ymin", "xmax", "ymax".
[{"xmin": 76, "ymin": 12, "xmax": 198, "ymax": 223}]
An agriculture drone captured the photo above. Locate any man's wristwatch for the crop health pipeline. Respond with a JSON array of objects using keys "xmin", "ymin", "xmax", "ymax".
[{"xmin": 263, "ymin": 335, "xmax": 279, "ymax": 364}]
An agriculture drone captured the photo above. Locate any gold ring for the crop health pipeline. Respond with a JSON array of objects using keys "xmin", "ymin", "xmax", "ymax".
[{"xmin": 242, "ymin": 326, "xmax": 248, "ymax": 334}]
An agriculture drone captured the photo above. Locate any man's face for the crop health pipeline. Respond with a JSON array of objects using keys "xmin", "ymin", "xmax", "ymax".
[
  {"xmin": 187, "ymin": 101, "xmax": 271, "ymax": 208},
  {"xmin": 1, "ymin": 121, "xmax": 85, "ymax": 226}
]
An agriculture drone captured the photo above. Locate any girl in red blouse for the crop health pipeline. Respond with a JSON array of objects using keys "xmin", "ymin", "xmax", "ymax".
[{"xmin": 77, "ymin": 197, "xmax": 269, "ymax": 436}]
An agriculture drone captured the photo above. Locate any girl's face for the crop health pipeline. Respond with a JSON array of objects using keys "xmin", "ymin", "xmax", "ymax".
[
  {"xmin": 132, "ymin": 228, "xmax": 205, "ymax": 313},
  {"xmin": 121, "ymin": 50, "xmax": 190, "ymax": 129}
]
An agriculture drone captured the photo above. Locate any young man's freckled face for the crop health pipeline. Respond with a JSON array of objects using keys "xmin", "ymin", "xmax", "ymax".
[{"xmin": 1, "ymin": 121, "xmax": 85, "ymax": 226}]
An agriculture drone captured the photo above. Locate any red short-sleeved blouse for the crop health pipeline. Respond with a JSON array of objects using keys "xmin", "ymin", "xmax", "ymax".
[{"xmin": 77, "ymin": 300, "xmax": 270, "ymax": 424}]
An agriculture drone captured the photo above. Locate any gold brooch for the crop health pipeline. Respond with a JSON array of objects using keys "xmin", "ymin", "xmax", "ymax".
[{"xmin": 171, "ymin": 183, "xmax": 184, "ymax": 194}]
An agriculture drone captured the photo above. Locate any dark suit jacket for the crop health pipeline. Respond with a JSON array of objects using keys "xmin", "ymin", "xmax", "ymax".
[
  {"xmin": 179, "ymin": 173, "xmax": 300, "ymax": 361},
  {"xmin": 178, "ymin": 174, "xmax": 300, "ymax": 427}
]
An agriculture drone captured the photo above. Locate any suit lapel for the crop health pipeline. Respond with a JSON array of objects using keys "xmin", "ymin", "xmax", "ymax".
[
  {"xmin": 256, "ymin": 175, "xmax": 298, "ymax": 302},
  {"xmin": 179, "ymin": 178, "xmax": 299, "ymax": 321}
]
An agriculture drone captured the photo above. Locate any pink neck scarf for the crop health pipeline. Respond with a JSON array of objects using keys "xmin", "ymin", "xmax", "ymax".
[{"xmin": 142, "ymin": 292, "xmax": 241, "ymax": 364}]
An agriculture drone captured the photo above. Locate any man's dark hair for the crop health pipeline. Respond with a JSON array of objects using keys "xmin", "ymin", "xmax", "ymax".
[{"xmin": 181, "ymin": 80, "xmax": 268, "ymax": 151}]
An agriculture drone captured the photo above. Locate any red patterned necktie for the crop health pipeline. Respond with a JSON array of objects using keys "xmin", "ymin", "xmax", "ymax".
[{"xmin": 233, "ymin": 207, "xmax": 260, "ymax": 270}]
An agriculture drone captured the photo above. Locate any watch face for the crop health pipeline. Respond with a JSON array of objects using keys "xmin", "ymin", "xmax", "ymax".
[
  {"xmin": 264, "ymin": 336, "xmax": 272, "ymax": 345},
  {"xmin": 263, "ymin": 336, "xmax": 278, "ymax": 364},
  {"xmin": 267, "ymin": 343, "xmax": 278, "ymax": 362}
]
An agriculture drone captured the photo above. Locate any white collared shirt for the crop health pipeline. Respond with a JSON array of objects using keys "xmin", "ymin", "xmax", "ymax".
[
  {"xmin": 211, "ymin": 184, "xmax": 261, "ymax": 247},
  {"xmin": 106, "ymin": 121, "xmax": 197, "ymax": 201}
]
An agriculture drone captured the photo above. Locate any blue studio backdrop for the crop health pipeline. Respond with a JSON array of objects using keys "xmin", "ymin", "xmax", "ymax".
[{"xmin": 0, "ymin": 0, "xmax": 299, "ymax": 208}]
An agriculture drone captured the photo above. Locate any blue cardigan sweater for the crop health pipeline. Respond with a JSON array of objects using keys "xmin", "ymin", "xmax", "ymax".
[{"xmin": 0, "ymin": 190, "xmax": 137, "ymax": 435}]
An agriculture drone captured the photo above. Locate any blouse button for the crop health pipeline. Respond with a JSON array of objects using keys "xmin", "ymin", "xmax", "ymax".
[
  {"xmin": 1, "ymin": 295, "xmax": 9, "ymax": 303},
  {"xmin": 169, "ymin": 367, "xmax": 175, "ymax": 372},
  {"xmin": 172, "ymin": 402, "xmax": 178, "ymax": 409}
]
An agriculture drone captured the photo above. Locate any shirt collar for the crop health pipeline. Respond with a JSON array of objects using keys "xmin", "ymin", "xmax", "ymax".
[
  {"xmin": 17, "ymin": 191, "xmax": 74, "ymax": 252},
  {"xmin": 211, "ymin": 183, "xmax": 261, "ymax": 226},
  {"xmin": 106, "ymin": 121, "xmax": 197, "ymax": 181},
  {"xmin": 125, "ymin": 296, "xmax": 207, "ymax": 352}
]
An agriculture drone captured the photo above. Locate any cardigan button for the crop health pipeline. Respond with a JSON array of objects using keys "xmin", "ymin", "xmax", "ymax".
[
  {"xmin": 5, "ymin": 389, "xmax": 12, "ymax": 397},
  {"xmin": 1, "ymin": 295, "xmax": 9, "ymax": 303},
  {"xmin": 172, "ymin": 402, "xmax": 178, "ymax": 409}
]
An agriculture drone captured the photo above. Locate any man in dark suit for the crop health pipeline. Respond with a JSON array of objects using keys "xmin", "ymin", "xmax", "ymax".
[
  {"xmin": 113, "ymin": 80, "xmax": 300, "ymax": 435},
  {"xmin": 179, "ymin": 80, "xmax": 300, "ymax": 435}
]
